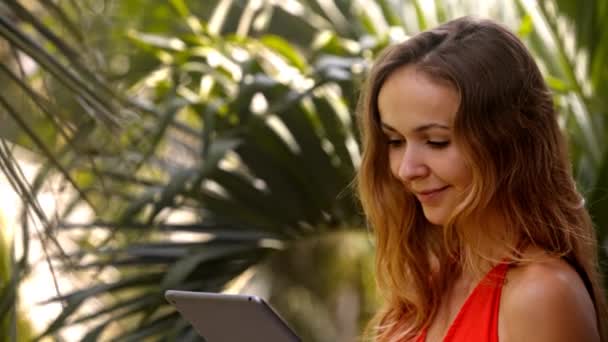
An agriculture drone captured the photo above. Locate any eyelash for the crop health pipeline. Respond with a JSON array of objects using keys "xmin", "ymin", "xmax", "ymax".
[
  {"xmin": 387, "ymin": 139, "xmax": 404, "ymax": 147},
  {"xmin": 427, "ymin": 140, "xmax": 449, "ymax": 148},
  {"xmin": 386, "ymin": 139, "xmax": 449, "ymax": 148}
]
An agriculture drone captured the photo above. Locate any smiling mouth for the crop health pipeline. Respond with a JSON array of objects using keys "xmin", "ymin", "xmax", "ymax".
[{"xmin": 416, "ymin": 186, "xmax": 449, "ymax": 203}]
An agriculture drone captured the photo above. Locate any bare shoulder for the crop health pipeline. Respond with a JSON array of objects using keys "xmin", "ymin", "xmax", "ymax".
[{"xmin": 499, "ymin": 256, "xmax": 599, "ymax": 342}]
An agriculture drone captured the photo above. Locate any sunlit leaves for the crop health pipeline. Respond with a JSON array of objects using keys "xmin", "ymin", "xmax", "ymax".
[{"xmin": 2, "ymin": 0, "xmax": 608, "ymax": 340}]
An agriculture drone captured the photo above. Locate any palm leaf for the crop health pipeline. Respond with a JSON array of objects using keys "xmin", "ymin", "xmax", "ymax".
[{"xmin": 2, "ymin": 1, "xmax": 607, "ymax": 340}]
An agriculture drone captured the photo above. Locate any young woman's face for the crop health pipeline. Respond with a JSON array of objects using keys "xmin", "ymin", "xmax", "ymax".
[{"xmin": 377, "ymin": 65, "xmax": 472, "ymax": 226}]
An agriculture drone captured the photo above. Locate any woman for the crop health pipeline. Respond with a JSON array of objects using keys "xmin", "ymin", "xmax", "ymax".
[{"xmin": 357, "ymin": 17, "xmax": 607, "ymax": 341}]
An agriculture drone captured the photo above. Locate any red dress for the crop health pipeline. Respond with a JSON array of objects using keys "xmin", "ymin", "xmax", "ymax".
[{"xmin": 416, "ymin": 262, "xmax": 510, "ymax": 342}]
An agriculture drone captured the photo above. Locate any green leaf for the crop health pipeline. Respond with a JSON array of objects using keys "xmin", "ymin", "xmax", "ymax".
[
  {"xmin": 376, "ymin": 0, "xmax": 404, "ymax": 27},
  {"xmin": 160, "ymin": 244, "xmax": 257, "ymax": 289},
  {"xmin": 413, "ymin": 0, "xmax": 429, "ymax": 31},
  {"xmin": 260, "ymin": 35, "xmax": 308, "ymax": 71}
]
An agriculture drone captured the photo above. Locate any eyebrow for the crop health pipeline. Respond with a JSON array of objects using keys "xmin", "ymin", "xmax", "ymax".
[{"xmin": 381, "ymin": 122, "xmax": 450, "ymax": 133}]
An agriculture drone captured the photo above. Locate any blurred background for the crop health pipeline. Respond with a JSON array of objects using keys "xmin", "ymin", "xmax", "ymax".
[{"xmin": 0, "ymin": 0, "xmax": 607, "ymax": 341}]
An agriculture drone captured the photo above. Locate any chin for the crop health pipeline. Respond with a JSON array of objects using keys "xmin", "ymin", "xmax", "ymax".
[
  {"xmin": 423, "ymin": 210, "xmax": 447, "ymax": 226},
  {"xmin": 426, "ymin": 218, "xmax": 446, "ymax": 226}
]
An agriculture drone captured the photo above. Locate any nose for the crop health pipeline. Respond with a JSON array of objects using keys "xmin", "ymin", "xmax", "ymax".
[{"xmin": 397, "ymin": 146, "xmax": 429, "ymax": 182}]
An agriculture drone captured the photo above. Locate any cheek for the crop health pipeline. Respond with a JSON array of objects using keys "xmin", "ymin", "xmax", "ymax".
[
  {"xmin": 458, "ymin": 165, "xmax": 473, "ymax": 190},
  {"xmin": 451, "ymin": 160, "xmax": 472, "ymax": 189},
  {"xmin": 440, "ymin": 149, "xmax": 472, "ymax": 188},
  {"xmin": 388, "ymin": 149, "xmax": 401, "ymax": 178}
]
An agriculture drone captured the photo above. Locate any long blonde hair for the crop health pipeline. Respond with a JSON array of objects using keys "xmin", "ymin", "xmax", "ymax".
[{"xmin": 357, "ymin": 17, "xmax": 607, "ymax": 341}]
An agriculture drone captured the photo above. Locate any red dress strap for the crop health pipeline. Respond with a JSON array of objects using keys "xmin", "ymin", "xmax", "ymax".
[{"xmin": 415, "ymin": 261, "xmax": 510, "ymax": 342}]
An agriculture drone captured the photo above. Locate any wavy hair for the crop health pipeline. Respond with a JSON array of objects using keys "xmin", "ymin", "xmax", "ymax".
[{"xmin": 357, "ymin": 17, "xmax": 607, "ymax": 341}]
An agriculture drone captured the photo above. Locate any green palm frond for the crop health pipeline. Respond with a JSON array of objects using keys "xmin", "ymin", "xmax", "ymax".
[{"xmin": 1, "ymin": 0, "xmax": 607, "ymax": 340}]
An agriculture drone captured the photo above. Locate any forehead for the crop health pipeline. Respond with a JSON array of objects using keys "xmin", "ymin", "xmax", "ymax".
[{"xmin": 377, "ymin": 65, "xmax": 460, "ymax": 132}]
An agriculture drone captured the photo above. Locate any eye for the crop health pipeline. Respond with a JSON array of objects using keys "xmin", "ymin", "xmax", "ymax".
[
  {"xmin": 427, "ymin": 140, "xmax": 449, "ymax": 148},
  {"xmin": 387, "ymin": 138, "xmax": 405, "ymax": 147}
]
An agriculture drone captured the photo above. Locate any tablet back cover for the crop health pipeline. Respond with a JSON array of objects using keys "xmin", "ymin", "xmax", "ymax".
[{"xmin": 166, "ymin": 290, "xmax": 301, "ymax": 342}]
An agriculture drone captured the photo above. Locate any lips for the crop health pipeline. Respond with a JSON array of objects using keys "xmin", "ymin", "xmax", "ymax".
[{"xmin": 415, "ymin": 186, "xmax": 449, "ymax": 203}]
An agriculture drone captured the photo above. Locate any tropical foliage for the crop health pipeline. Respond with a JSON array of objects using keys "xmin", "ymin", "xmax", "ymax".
[
  {"xmin": 0, "ymin": 0, "xmax": 607, "ymax": 341},
  {"xmin": 0, "ymin": 211, "xmax": 33, "ymax": 342}
]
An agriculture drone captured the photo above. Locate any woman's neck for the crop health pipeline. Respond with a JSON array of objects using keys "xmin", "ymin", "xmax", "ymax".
[{"xmin": 455, "ymin": 210, "xmax": 516, "ymax": 280}]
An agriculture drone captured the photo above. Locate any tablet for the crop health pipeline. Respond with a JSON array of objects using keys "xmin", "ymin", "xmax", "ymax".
[{"xmin": 165, "ymin": 290, "xmax": 301, "ymax": 342}]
